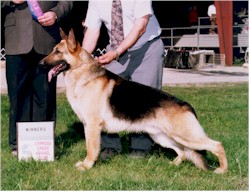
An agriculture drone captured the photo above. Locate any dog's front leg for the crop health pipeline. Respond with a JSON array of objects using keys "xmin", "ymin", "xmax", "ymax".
[{"xmin": 75, "ymin": 121, "xmax": 102, "ymax": 171}]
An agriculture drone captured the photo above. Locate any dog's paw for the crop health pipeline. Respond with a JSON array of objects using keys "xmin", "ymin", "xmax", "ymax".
[
  {"xmin": 169, "ymin": 160, "xmax": 181, "ymax": 166},
  {"xmin": 214, "ymin": 167, "xmax": 227, "ymax": 174},
  {"xmin": 75, "ymin": 161, "xmax": 87, "ymax": 171},
  {"xmin": 170, "ymin": 156, "xmax": 184, "ymax": 166}
]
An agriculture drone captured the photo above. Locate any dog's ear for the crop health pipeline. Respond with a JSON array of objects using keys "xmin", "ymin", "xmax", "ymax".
[
  {"xmin": 67, "ymin": 28, "xmax": 76, "ymax": 52},
  {"xmin": 60, "ymin": 28, "xmax": 67, "ymax": 40}
]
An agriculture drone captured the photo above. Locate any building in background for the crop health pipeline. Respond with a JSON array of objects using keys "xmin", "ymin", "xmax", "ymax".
[{"xmin": 1, "ymin": 1, "xmax": 248, "ymax": 65}]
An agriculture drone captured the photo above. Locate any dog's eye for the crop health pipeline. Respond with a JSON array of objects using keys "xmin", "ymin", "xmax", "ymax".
[{"xmin": 55, "ymin": 49, "xmax": 61, "ymax": 54}]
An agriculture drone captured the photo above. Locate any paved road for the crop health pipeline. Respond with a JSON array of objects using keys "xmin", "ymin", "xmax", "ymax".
[
  {"xmin": 162, "ymin": 65, "xmax": 249, "ymax": 86},
  {"xmin": 0, "ymin": 61, "xmax": 248, "ymax": 94}
]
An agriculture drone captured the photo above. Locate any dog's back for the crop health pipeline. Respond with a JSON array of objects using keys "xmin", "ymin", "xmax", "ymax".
[{"xmin": 104, "ymin": 70, "xmax": 196, "ymax": 121}]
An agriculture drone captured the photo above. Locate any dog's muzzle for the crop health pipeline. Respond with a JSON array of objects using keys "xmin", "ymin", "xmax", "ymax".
[{"xmin": 39, "ymin": 60, "xmax": 69, "ymax": 82}]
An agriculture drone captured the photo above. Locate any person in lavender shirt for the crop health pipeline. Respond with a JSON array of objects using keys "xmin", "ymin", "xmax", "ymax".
[{"xmin": 82, "ymin": 0, "xmax": 165, "ymax": 160}]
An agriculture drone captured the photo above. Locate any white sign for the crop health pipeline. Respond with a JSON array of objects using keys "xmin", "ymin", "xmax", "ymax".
[{"xmin": 17, "ymin": 121, "xmax": 55, "ymax": 161}]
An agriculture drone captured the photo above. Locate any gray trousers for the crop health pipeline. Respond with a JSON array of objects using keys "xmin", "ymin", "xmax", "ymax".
[
  {"xmin": 102, "ymin": 37, "xmax": 165, "ymax": 152},
  {"xmin": 105, "ymin": 37, "xmax": 164, "ymax": 89}
]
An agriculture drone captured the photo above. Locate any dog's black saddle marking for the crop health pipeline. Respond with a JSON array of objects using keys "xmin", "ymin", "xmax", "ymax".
[{"xmin": 106, "ymin": 70, "xmax": 195, "ymax": 121}]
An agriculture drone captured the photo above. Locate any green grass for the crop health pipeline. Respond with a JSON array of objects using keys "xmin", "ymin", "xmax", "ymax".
[{"xmin": 1, "ymin": 83, "xmax": 248, "ymax": 190}]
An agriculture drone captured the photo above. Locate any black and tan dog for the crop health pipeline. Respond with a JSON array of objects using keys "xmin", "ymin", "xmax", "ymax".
[{"xmin": 40, "ymin": 29, "xmax": 228, "ymax": 174}]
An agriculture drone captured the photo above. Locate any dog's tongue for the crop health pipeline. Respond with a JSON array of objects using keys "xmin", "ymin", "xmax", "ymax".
[
  {"xmin": 48, "ymin": 64, "xmax": 63, "ymax": 82},
  {"xmin": 48, "ymin": 68, "xmax": 56, "ymax": 82}
]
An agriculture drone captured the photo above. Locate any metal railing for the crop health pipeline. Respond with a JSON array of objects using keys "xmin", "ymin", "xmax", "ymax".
[
  {"xmin": 1, "ymin": 17, "xmax": 248, "ymax": 61},
  {"xmin": 161, "ymin": 16, "xmax": 249, "ymax": 50}
]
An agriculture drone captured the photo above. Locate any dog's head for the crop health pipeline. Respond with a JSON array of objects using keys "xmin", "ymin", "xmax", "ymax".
[{"xmin": 40, "ymin": 28, "xmax": 92, "ymax": 81}]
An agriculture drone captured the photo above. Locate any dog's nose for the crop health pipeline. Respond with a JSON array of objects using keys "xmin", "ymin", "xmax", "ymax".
[
  {"xmin": 39, "ymin": 60, "xmax": 49, "ymax": 68},
  {"xmin": 39, "ymin": 60, "xmax": 45, "ymax": 65}
]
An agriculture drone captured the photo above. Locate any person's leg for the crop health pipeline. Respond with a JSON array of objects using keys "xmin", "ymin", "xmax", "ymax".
[
  {"xmin": 32, "ymin": 51, "xmax": 57, "ymax": 122},
  {"xmin": 129, "ymin": 133, "xmax": 153, "ymax": 155},
  {"xmin": 6, "ymin": 54, "xmax": 32, "ymax": 152},
  {"xmin": 99, "ymin": 133, "xmax": 122, "ymax": 161},
  {"xmin": 101, "ymin": 39, "xmax": 164, "ymax": 157},
  {"xmin": 101, "ymin": 133, "xmax": 122, "ymax": 152},
  {"xmin": 99, "ymin": 49, "xmax": 131, "ymax": 159},
  {"xmin": 129, "ymin": 38, "xmax": 165, "ymax": 156},
  {"xmin": 130, "ymin": 38, "xmax": 164, "ymax": 89}
]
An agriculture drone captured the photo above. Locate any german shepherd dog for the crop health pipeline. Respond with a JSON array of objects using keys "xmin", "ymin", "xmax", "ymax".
[{"xmin": 40, "ymin": 29, "xmax": 227, "ymax": 174}]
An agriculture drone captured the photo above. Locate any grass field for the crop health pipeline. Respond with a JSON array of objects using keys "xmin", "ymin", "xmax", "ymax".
[{"xmin": 1, "ymin": 83, "xmax": 248, "ymax": 190}]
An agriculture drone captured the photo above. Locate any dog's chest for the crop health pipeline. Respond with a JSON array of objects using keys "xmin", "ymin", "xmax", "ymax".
[
  {"xmin": 64, "ymin": 73, "xmax": 110, "ymax": 120},
  {"xmin": 64, "ymin": 77, "xmax": 87, "ymax": 117}
]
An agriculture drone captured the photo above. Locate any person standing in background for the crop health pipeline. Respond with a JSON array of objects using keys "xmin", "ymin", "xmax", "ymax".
[
  {"xmin": 1, "ymin": 0, "xmax": 73, "ymax": 156},
  {"xmin": 188, "ymin": 6, "xmax": 198, "ymax": 26},
  {"xmin": 207, "ymin": 3, "xmax": 217, "ymax": 34},
  {"xmin": 82, "ymin": 0, "xmax": 165, "ymax": 160}
]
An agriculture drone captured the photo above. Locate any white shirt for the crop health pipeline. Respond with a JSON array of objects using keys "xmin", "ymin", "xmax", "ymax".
[
  {"xmin": 84, "ymin": 0, "xmax": 162, "ymax": 50},
  {"xmin": 207, "ymin": 4, "xmax": 216, "ymax": 17}
]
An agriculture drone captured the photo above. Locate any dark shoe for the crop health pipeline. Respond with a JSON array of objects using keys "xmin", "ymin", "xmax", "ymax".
[
  {"xmin": 99, "ymin": 148, "xmax": 118, "ymax": 161},
  {"xmin": 130, "ymin": 150, "xmax": 148, "ymax": 159}
]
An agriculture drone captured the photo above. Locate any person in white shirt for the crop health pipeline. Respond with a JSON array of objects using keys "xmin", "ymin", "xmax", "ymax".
[
  {"xmin": 82, "ymin": 0, "xmax": 165, "ymax": 160},
  {"xmin": 207, "ymin": 3, "xmax": 217, "ymax": 34}
]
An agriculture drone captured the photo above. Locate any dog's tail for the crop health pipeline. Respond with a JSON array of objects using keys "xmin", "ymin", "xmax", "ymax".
[{"xmin": 184, "ymin": 148, "xmax": 208, "ymax": 171}]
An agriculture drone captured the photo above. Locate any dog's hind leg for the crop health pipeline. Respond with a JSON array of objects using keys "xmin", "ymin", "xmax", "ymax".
[
  {"xmin": 150, "ymin": 133, "xmax": 207, "ymax": 170},
  {"xmin": 149, "ymin": 133, "xmax": 186, "ymax": 166},
  {"xmin": 172, "ymin": 112, "xmax": 228, "ymax": 173},
  {"xmin": 183, "ymin": 147, "xmax": 208, "ymax": 171},
  {"xmin": 75, "ymin": 120, "xmax": 103, "ymax": 171},
  {"xmin": 180, "ymin": 138, "xmax": 227, "ymax": 173}
]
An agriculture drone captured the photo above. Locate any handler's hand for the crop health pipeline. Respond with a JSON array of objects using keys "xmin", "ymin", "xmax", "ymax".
[
  {"xmin": 38, "ymin": 11, "xmax": 57, "ymax": 26},
  {"xmin": 12, "ymin": 0, "xmax": 25, "ymax": 4},
  {"xmin": 98, "ymin": 50, "xmax": 118, "ymax": 65}
]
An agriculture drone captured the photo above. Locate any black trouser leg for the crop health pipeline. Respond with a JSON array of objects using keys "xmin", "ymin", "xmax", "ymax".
[
  {"xmin": 6, "ymin": 55, "xmax": 32, "ymax": 150},
  {"xmin": 32, "ymin": 59, "xmax": 57, "ymax": 122},
  {"xmin": 130, "ymin": 133, "xmax": 153, "ymax": 152},
  {"xmin": 6, "ymin": 51, "xmax": 57, "ymax": 151},
  {"xmin": 101, "ymin": 133, "xmax": 122, "ymax": 153}
]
